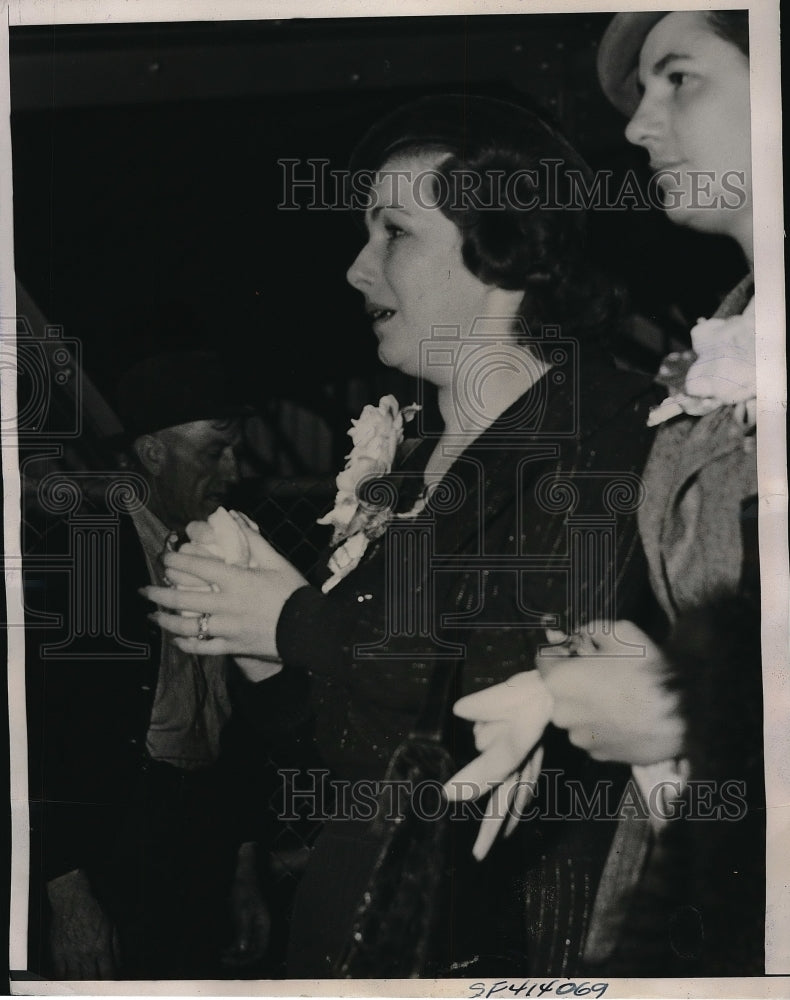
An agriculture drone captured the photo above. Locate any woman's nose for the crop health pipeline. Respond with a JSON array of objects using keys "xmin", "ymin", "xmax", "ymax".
[
  {"xmin": 624, "ymin": 93, "xmax": 661, "ymax": 148},
  {"xmin": 346, "ymin": 241, "xmax": 376, "ymax": 291}
]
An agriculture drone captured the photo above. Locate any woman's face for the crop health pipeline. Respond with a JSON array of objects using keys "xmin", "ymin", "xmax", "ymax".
[
  {"xmin": 346, "ymin": 153, "xmax": 522, "ymax": 383},
  {"xmin": 625, "ymin": 12, "xmax": 752, "ymax": 255}
]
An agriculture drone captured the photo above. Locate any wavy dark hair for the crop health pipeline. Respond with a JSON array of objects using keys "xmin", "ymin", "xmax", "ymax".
[
  {"xmin": 707, "ymin": 10, "xmax": 750, "ymax": 57},
  {"xmin": 349, "ymin": 94, "xmax": 621, "ymax": 345}
]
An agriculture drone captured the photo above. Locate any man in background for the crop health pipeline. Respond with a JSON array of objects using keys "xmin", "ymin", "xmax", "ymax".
[{"xmin": 26, "ymin": 350, "xmax": 273, "ymax": 979}]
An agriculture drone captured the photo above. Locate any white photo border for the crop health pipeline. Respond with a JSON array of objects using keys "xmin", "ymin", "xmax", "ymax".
[{"xmin": 2, "ymin": 0, "xmax": 787, "ymax": 995}]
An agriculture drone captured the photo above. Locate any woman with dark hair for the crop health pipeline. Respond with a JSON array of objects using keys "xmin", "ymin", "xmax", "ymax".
[
  {"xmin": 144, "ymin": 94, "xmax": 660, "ymax": 975},
  {"xmin": 707, "ymin": 10, "xmax": 749, "ymax": 53},
  {"xmin": 455, "ymin": 10, "xmax": 764, "ymax": 976}
]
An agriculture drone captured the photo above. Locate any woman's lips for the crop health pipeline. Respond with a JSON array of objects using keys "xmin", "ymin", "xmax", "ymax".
[
  {"xmin": 367, "ymin": 305, "xmax": 396, "ymax": 323},
  {"xmin": 367, "ymin": 306, "xmax": 397, "ymax": 335}
]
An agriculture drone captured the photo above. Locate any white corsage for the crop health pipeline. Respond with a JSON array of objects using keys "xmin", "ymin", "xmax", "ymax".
[
  {"xmin": 165, "ymin": 506, "xmax": 261, "ymax": 611},
  {"xmin": 169, "ymin": 507, "xmax": 283, "ymax": 677},
  {"xmin": 171, "ymin": 506, "xmax": 260, "ymax": 581},
  {"xmin": 318, "ymin": 395, "xmax": 420, "ymax": 593},
  {"xmin": 648, "ymin": 299, "xmax": 756, "ymax": 428}
]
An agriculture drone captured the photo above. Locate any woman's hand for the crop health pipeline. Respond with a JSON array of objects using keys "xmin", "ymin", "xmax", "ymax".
[
  {"xmin": 536, "ymin": 620, "xmax": 686, "ymax": 765},
  {"xmin": 142, "ymin": 538, "xmax": 307, "ymax": 660}
]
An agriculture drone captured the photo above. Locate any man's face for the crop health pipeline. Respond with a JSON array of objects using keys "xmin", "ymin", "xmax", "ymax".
[{"xmin": 152, "ymin": 419, "xmax": 242, "ymax": 531}]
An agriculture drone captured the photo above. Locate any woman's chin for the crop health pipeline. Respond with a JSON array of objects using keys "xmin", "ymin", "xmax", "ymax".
[
  {"xmin": 377, "ymin": 340, "xmax": 424, "ymax": 379},
  {"xmin": 377, "ymin": 343, "xmax": 401, "ymax": 370}
]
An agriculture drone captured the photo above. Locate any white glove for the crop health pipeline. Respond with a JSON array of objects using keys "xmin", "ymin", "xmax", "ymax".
[{"xmin": 444, "ymin": 671, "xmax": 553, "ymax": 860}]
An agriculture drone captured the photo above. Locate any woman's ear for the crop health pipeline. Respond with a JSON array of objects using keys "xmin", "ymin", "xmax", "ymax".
[{"xmin": 133, "ymin": 433, "xmax": 167, "ymax": 477}]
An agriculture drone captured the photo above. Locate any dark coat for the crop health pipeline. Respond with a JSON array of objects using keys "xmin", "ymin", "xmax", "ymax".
[
  {"xmin": 278, "ymin": 347, "xmax": 660, "ymax": 775},
  {"xmin": 276, "ymin": 345, "xmax": 663, "ymax": 975}
]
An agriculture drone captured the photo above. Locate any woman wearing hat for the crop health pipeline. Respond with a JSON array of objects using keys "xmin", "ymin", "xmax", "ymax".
[
  {"xmin": 143, "ymin": 94, "xmax": 661, "ymax": 975},
  {"xmin": 453, "ymin": 10, "xmax": 762, "ymax": 976},
  {"xmin": 585, "ymin": 10, "xmax": 761, "ymax": 977}
]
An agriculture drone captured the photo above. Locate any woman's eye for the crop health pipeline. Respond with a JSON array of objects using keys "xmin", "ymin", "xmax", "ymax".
[
  {"xmin": 668, "ymin": 71, "xmax": 688, "ymax": 88},
  {"xmin": 384, "ymin": 223, "xmax": 405, "ymax": 241}
]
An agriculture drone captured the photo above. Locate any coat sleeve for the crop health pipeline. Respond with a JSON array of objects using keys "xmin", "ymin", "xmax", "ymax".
[
  {"xmin": 662, "ymin": 488, "xmax": 761, "ymax": 783},
  {"xmin": 614, "ymin": 498, "xmax": 764, "ymax": 976},
  {"xmin": 275, "ymin": 585, "xmax": 353, "ymax": 677}
]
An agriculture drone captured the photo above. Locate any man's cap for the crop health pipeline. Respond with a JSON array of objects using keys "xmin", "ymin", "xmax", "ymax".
[
  {"xmin": 114, "ymin": 350, "xmax": 248, "ymax": 440},
  {"xmin": 597, "ymin": 12, "xmax": 670, "ymax": 116}
]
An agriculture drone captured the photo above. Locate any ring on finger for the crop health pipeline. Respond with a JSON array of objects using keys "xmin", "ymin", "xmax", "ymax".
[{"xmin": 197, "ymin": 612, "xmax": 212, "ymax": 641}]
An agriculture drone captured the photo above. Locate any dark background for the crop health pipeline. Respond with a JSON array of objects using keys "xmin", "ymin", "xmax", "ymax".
[
  {"xmin": 9, "ymin": 13, "xmax": 747, "ymax": 468},
  {"xmin": 3, "ymin": 11, "xmax": 756, "ymax": 985}
]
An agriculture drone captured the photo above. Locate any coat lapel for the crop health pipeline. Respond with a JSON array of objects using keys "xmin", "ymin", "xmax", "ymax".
[
  {"xmin": 639, "ymin": 274, "xmax": 756, "ymax": 620},
  {"xmin": 431, "ymin": 349, "xmax": 654, "ymax": 558}
]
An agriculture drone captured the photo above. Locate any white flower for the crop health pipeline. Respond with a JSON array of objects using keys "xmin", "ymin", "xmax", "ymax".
[
  {"xmin": 648, "ymin": 300, "xmax": 756, "ymax": 428},
  {"xmin": 336, "ymin": 455, "xmax": 383, "ymax": 497},
  {"xmin": 322, "ymin": 533, "xmax": 370, "ymax": 593},
  {"xmin": 318, "ymin": 395, "xmax": 421, "ymax": 592},
  {"xmin": 324, "ymin": 496, "xmax": 358, "ymax": 532},
  {"xmin": 188, "ymin": 506, "xmax": 260, "ymax": 567},
  {"xmin": 170, "ymin": 509, "xmax": 283, "ymax": 679},
  {"xmin": 685, "ymin": 300, "xmax": 756, "ymax": 405},
  {"xmin": 318, "ymin": 395, "xmax": 420, "ymax": 544},
  {"xmin": 169, "ymin": 507, "xmax": 260, "ymax": 595},
  {"xmin": 347, "ymin": 395, "xmax": 403, "ymax": 466}
]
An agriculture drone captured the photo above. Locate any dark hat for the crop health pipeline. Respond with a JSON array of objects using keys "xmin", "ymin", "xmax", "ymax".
[
  {"xmin": 349, "ymin": 93, "xmax": 593, "ymax": 180},
  {"xmin": 114, "ymin": 350, "xmax": 247, "ymax": 440},
  {"xmin": 597, "ymin": 12, "xmax": 670, "ymax": 116}
]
